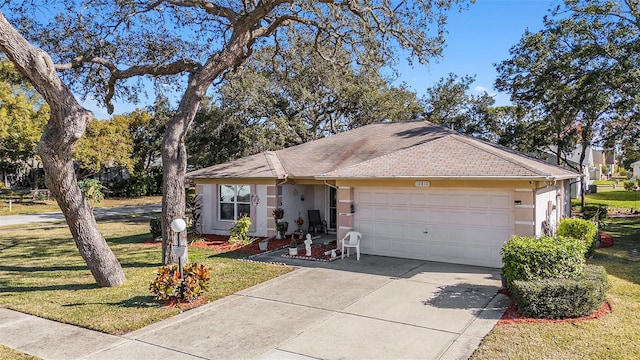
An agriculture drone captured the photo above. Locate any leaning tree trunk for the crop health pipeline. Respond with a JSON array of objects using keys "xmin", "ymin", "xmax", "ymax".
[
  {"xmin": 160, "ymin": 31, "xmax": 253, "ymax": 264},
  {"xmin": 0, "ymin": 12, "xmax": 125, "ymax": 286}
]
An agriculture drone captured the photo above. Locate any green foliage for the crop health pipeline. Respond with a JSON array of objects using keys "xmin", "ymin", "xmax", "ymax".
[
  {"xmin": 0, "ymin": 60, "xmax": 48, "ymax": 187},
  {"xmin": 229, "ymin": 215, "xmax": 252, "ymax": 245},
  {"xmin": 501, "ymin": 236, "xmax": 586, "ymax": 288},
  {"xmin": 623, "ymin": 180, "xmax": 636, "ymax": 191},
  {"xmin": 149, "ymin": 217, "xmax": 162, "ymax": 238},
  {"xmin": 149, "ymin": 263, "xmax": 211, "ymax": 302},
  {"xmin": 77, "ymin": 178, "xmax": 106, "ymax": 209},
  {"xmin": 74, "ymin": 116, "xmax": 134, "ymax": 179},
  {"xmin": 581, "ymin": 204, "xmax": 608, "ymax": 223},
  {"xmin": 109, "ymin": 167, "xmax": 163, "ymax": 197},
  {"xmin": 510, "ymin": 265, "xmax": 609, "ymax": 319},
  {"xmin": 557, "ymin": 218, "xmax": 598, "ymax": 258},
  {"xmin": 423, "ymin": 73, "xmax": 497, "ymax": 140},
  {"xmin": 276, "ymin": 221, "xmax": 289, "ymax": 236}
]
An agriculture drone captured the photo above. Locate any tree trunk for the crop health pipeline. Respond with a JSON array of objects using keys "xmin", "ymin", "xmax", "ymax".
[
  {"xmin": 0, "ymin": 12, "xmax": 125, "ymax": 287},
  {"xmin": 160, "ymin": 34, "xmax": 252, "ymax": 264}
]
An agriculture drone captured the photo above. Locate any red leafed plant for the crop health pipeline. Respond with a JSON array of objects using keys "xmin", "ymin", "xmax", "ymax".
[{"xmin": 149, "ymin": 263, "xmax": 211, "ymax": 303}]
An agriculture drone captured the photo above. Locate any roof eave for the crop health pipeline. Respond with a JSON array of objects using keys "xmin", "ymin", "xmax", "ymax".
[{"xmin": 314, "ymin": 175, "xmax": 579, "ymax": 181}]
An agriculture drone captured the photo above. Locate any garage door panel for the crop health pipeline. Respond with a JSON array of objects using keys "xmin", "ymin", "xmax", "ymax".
[
  {"xmin": 468, "ymin": 194, "xmax": 489, "ymax": 208},
  {"xmin": 491, "ymin": 195, "xmax": 511, "ymax": 209},
  {"xmin": 448, "ymin": 194, "xmax": 466, "ymax": 207},
  {"xmin": 354, "ymin": 188, "xmax": 514, "ymax": 268}
]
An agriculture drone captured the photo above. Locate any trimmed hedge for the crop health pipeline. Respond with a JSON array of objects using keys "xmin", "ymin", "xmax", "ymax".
[
  {"xmin": 557, "ymin": 218, "xmax": 598, "ymax": 258},
  {"xmin": 501, "ymin": 235, "xmax": 586, "ymax": 287},
  {"xmin": 511, "ymin": 265, "xmax": 609, "ymax": 319}
]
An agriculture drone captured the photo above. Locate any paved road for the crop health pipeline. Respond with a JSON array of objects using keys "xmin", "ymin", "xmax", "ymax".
[{"xmin": 0, "ymin": 203, "xmax": 161, "ymax": 227}]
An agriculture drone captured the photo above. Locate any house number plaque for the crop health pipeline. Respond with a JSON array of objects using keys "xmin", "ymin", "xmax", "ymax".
[{"xmin": 414, "ymin": 181, "xmax": 431, "ymax": 187}]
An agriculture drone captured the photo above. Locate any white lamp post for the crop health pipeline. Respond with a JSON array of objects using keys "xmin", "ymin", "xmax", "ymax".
[{"xmin": 170, "ymin": 218, "xmax": 187, "ymax": 296}]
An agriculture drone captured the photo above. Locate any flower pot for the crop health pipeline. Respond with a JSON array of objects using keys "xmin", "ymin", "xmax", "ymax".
[
  {"xmin": 289, "ymin": 247, "xmax": 298, "ymax": 256},
  {"xmin": 258, "ymin": 241, "xmax": 268, "ymax": 251}
]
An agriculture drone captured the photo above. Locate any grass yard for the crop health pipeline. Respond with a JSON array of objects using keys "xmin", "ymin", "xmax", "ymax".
[
  {"xmin": 0, "ymin": 218, "xmax": 291, "ymax": 334},
  {"xmin": 0, "ymin": 345, "xmax": 38, "ymax": 360},
  {"xmin": 573, "ymin": 187, "xmax": 640, "ymax": 211},
  {"xmin": 0, "ymin": 196, "xmax": 162, "ymax": 216},
  {"xmin": 472, "ymin": 217, "xmax": 640, "ymax": 359}
]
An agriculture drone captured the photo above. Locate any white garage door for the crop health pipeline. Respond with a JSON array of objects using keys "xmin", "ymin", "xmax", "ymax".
[{"xmin": 353, "ymin": 188, "xmax": 514, "ymax": 268}]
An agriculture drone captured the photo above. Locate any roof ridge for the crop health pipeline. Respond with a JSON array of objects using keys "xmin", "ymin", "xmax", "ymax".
[
  {"xmin": 264, "ymin": 151, "xmax": 287, "ymax": 178},
  {"xmin": 450, "ymin": 134, "xmax": 558, "ymax": 177}
]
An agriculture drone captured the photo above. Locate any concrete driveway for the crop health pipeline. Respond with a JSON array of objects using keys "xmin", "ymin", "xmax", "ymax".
[{"xmin": 91, "ymin": 255, "xmax": 509, "ymax": 360}]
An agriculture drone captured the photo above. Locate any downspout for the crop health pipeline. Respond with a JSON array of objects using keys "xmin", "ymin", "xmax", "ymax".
[
  {"xmin": 276, "ymin": 174, "xmax": 289, "ymax": 186},
  {"xmin": 323, "ymin": 180, "xmax": 337, "ymax": 189}
]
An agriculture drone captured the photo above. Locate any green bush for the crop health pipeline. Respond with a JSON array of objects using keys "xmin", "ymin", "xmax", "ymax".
[
  {"xmin": 581, "ymin": 204, "xmax": 608, "ymax": 223},
  {"xmin": 501, "ymin": 236, "xmax": 586, "ymax": 288},
  {"xmin": 557, "ymin": 218, "xmax": 598, "ymax": 258},
  {"xmin": 150, "ymin": 217, "xmax": 162, "ymax": 238},
  {"xmin": 229, "ymin": 215, "xmax": 252, "ymax": 245},
  {"xmin": 511, "ymin": 265, "xmax": 609, "ymax": 319},
  {"xmin": 623, "ymin": 180, "xmax": 636, "ymax": 191},
  {"xmin": 109, "ymin": 167, "xmax": 163, "ymax": 197},
  {"xmin": 149, "ymin": 263, "xmax": 211, "ymax": 302}
]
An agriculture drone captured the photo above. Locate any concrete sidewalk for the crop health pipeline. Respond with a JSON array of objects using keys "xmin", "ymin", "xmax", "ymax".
[{"xmin": 0, "ymin": 258, "xmax": 509, "ymax": 360}]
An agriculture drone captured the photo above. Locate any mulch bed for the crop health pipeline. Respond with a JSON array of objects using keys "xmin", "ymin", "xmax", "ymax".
[
  {"xmin": 496, "ymin": 288, "xmax": 613, "ymax": 326},
  {"xmin": 282, "ymin": 241, "xmax": 340, "ymax": 262},
  {"xmin": 143, "ymin": 234, "xmax": 310, "ymax": 255}
]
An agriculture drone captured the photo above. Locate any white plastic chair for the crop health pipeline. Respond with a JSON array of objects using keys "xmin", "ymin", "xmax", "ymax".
[{"xmin": 341, "ymin": 231, "xmax": 362, "ymax": 261}]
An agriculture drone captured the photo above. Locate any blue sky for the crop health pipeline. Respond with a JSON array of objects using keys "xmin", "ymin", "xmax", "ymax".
[
  {"xmin": 85, "ymin": 0, "xmax": 557, "ymax": 119},
  {"xmin": 394, "ymin": 0, "xmax": 556, "ymax": 105}
]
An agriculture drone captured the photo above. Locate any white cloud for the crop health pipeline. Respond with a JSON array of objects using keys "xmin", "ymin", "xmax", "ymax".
[{"xmin": 474, "ymin": 86, "xmax": 487, "ymax": 93}]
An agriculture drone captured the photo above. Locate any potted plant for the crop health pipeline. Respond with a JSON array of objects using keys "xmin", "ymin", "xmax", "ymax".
[
  {"xmin": 276, "ymin": 221, "xmax": 288, "ymax": 240},
  {"xmin": 258, "ymin": 238, "xmax": 269, "ymax": 251},
  {"xmin": 272, "ymin": 207, "xmax": 284, "ymax": 220},
  {"xmin": 289, "ymin": 236, "xmax": 298, "ymax": 256}
]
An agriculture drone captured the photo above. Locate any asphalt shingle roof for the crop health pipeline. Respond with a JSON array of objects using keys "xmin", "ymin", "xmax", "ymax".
[{"xmin": 187, "ymin": 121, "xmax": 578, "ymax": 180}]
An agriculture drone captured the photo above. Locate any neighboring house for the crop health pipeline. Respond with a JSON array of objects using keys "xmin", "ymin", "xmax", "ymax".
[
  {"xmin": 540, "ymin": 145, "xmax": 592, "ymax": 198},
  {"xmin": 187, "ymin": 121, "xmax": 577, "ymax": 268},
  {"xmin": 631, "ymin": 160, "xmax": 640, "ymax": 178},
  {"xmin": 591, "ymin": 149, "xmax": 615, "ymax": 180}
]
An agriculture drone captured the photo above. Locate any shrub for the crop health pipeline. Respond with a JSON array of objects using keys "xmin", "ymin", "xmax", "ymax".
[
  {"xmin": 510, "ymin": 265, "xmax": 609, "ymax": 319},
  {"xmin": 557, "ymin": 218, "xmax": 598, "ymax": 258},
  {"xmin": 623, "ymin": 180, "xmax": 636, "ymax": 191},
  {"xmin": 229, "ymin": 215, "xmax": 252, "ymax": 245},
  {"xmin": 150, "ymin": 217, "xmax": 162, "ymax": 238},
  {"xmin": 501, "ymin": 236, "xmax": 586, "ymax": 288},
  {"xmin": 149, "ymin": 263, "xmax": 211, "ymax": 302},
  {"xmin": 581, "ymin": 204, "xmax": 608, "ymax": 223}
]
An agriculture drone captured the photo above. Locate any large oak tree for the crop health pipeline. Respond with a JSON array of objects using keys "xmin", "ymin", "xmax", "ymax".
[{"xmin": 1, "ymin": 0, "xmax": 471, "ymax": 272}]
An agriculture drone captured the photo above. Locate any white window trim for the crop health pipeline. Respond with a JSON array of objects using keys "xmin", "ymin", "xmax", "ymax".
[{"xmin": 218, "ymin": 184, "xmax": 251, "ymax": 221}]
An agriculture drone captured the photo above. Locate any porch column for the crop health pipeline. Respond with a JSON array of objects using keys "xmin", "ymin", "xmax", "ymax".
[
  {"xmin": 337, "ymin": 186, "xmax": 354, "ymax": 242},
  {"xmin": 266, "ymin": 185, "xmax": 278, "ymax": 237}
]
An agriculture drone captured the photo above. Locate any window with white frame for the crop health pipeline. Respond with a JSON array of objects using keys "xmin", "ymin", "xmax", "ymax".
[{"xmin": 219, "ymin": 185, "xmax": 251, "ymax": 221}]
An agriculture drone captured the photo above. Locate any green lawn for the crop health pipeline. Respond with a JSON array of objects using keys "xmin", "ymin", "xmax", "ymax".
[
  {"xmin": 0, "ymin": 218, "xmax": 291, "ymax": 334},
  {"xmin": 472, "ymin": 217, "xmax": 640, "ymax": 359},
  {"xmin": 574, "ymin": 188, "xmax": 640, "ymax": 211},
  {"xmin": 0, "ymin": 196, "xmax": 162, "ymax": 216},
  {"xmin": 0, "ymin": 345, "xmax": 38, "ymax": 360}
]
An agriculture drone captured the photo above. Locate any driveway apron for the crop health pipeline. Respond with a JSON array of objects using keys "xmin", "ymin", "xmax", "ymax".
[{"xmin": 99, "ymin": 256, "xmax": 509, "ymax": 360}]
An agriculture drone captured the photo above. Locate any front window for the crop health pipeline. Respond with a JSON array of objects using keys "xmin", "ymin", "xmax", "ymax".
[{"xmin": 219, "ymin": 185, "xmax": 251, "ymax": 221}]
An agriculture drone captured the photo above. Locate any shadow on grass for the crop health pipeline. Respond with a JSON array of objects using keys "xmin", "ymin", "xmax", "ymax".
[
  {"xmin": 0, "ymin": 265, "xmax": 89, "ymax": 272},
  {"xmin": 62, "ymin": 295, "xmax": 159, "ymax": 309},
  {"xmin": 593, "ymin": 218, "xmax": 640, "ymax": 285},
  {"xmin": 210, "ymin": 251, "xmax": 251, "ymax": 260},
  {"xmin": 0, "ymin": 283, "xmax": 98, "ymax": 293}
]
